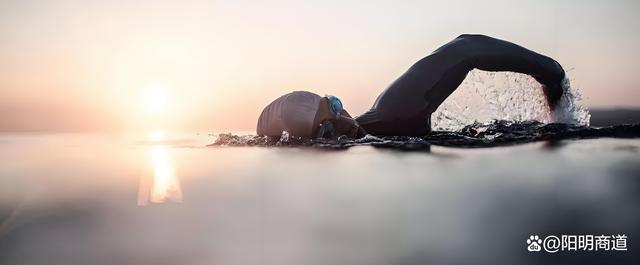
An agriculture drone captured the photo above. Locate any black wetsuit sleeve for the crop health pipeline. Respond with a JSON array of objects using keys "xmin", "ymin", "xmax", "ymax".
[
  {"xmin": 428, "ymin": 34, "xmax": 565, "ymax": 112},
  {"xmin": 356, "ymin": 34, "xmax": 566, "ymax": 136}
]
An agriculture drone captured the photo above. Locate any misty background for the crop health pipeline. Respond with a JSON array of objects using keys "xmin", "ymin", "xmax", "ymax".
[{"xmin": 1, "ymin": 0, "xmax": 639, "ymax": 132}]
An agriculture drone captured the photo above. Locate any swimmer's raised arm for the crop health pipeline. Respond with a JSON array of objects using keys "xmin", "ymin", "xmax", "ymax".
[
  {"xmin": 426, "ymin": 34, "xmax": 565, "ymax": 112},
  {"xmin": 462, "ymin": 34, "xmax": 565, "ymax": 106}
]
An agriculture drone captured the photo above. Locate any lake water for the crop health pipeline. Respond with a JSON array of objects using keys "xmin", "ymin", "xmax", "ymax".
[{"xmin": 1, "ymin": 132, "xmax": 639, "ymax": 265}]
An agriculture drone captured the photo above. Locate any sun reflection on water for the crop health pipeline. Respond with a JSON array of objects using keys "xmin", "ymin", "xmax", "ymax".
[{"xmin": 137, "ymin": 131, "xmax": 182, "ymax": 206}]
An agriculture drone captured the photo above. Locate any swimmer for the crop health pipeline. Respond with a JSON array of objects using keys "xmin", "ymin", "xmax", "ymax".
[{"xmin": 257, "ymin": 34, "xmax": 565, "ymax": 138}]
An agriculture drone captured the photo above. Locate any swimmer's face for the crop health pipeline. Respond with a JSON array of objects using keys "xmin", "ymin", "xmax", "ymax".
[{"xmin": 312, "ymin": 98, "xmax": 366, "ymax": 138}]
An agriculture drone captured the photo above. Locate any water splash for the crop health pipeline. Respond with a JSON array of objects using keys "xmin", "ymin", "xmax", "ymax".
[
  {"xmin": 554, "ymin": 77, "xmax": 591, "ymax": 126},
  {"xmin": 432, "ymin": 70, "xmax": 590, "ymax": 131}
]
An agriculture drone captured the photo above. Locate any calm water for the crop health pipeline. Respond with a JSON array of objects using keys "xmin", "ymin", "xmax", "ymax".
[{"xmin": 0, "ymin": 132, "xmax": 639, "ymax": 265}]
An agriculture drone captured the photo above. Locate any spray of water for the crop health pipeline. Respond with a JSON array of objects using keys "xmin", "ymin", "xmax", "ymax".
[{"xmin": 432, "ymin": 70, "xmax": 590, "ymax": 131}]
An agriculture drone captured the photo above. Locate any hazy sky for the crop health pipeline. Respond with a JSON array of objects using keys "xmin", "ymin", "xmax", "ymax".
[{"xmin": 1, "ymin": 0, "xmax": 639, "ymax": 131}]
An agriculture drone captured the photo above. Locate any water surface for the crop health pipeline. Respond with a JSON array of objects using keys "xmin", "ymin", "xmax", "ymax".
[{"xmin": 0, "ymin": 132, "xmax": 639, "ymax": 265}]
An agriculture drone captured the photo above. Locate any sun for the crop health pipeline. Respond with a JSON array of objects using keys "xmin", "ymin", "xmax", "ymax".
[{"xmin": 140, "ymin": 83, "xmax": 171, "ymax": 114}]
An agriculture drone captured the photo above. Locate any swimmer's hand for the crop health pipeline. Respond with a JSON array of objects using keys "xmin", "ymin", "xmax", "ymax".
[
  {"xmin": 541, "ymin": 82, "xmax": 563, "ymax": 109},
  {"xmin": 533, "ymin": 59, "xmax": 565, "ymax": 109}
]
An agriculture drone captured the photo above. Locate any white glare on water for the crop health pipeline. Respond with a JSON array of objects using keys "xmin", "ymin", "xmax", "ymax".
[{"xmin": 137, "ymin": 132, "xmax": 182, "ymax": 206}]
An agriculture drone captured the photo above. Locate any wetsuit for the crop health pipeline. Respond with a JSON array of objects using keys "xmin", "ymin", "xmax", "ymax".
[{"xmin": 355, "ymin": 34, "xmax": 565, "ymax": 136}]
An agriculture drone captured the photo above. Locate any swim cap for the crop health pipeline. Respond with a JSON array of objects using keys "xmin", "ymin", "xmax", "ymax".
[
  {"xmin": 326, "ymin": 95, "xmax": 343, "ymax": 118},
  {"xmin": 257, "ymin": 91, "xmax": 322, "ymax": 138}
]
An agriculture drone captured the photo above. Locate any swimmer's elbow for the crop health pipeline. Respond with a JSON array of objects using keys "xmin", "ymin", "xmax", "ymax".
[{"xmin": 448, "ymin": 34, "xmax": 492, "ymax": 58}]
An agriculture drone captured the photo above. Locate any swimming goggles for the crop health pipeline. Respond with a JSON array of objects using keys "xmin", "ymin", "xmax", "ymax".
[{"xmin": 325, "ymin": 95, "xmax": 343, "ymax": 119}]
